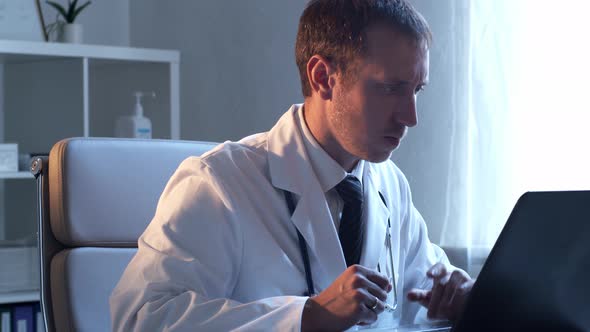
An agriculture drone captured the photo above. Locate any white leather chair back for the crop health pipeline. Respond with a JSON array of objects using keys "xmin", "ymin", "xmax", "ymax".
[{"xmin": 34, "ymin": 137, "xmax": 216, "ymax": 332}]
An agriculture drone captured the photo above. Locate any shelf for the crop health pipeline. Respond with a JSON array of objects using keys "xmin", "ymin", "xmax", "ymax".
[
  {"xmin": 0, "ymin": 290, "xmax": 39, "ymax": 305},
  {"xmin": 0, "ymin": 40, "xmax": 181, "ymax": 309},
  {"xmin": 0, "ymin": 171, "xmax": 34, "ymax": 179},
  {"xmin": 0, "ymin": 40, "xmax": 179, "ymax": 65},
  {"xmin": 1, "ymin": 39, "xmax": 181, "ymax": 139}
]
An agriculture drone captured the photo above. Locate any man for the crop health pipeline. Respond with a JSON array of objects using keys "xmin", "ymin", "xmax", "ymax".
[{"xmin": 111, "ymin": 0, "xmax": 474, "ymax": 331}]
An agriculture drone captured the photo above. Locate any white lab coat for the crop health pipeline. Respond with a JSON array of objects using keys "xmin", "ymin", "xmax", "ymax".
[{"xmin": 110, "ymin": 104, "xmax": 450, "ymax": 331}]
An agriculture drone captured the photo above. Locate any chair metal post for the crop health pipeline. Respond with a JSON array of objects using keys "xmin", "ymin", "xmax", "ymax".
[{"xmin": 32, "ymin": 157, "xmax": 54, "ymax": 332}]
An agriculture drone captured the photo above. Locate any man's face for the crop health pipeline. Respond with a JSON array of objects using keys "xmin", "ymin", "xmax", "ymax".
[{"xmin": 328, "ymin": 24, "xmax": 429, "ymax": 163}]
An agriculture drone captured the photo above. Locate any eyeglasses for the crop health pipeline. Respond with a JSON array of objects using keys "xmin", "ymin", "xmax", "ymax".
[{"xmin": 378, "ymin": 219, "xmax": 398, "ymax": 312}]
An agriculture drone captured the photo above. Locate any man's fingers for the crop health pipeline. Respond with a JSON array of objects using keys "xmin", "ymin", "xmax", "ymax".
[
  {"xmin": 412, "ymin": 264, "xmax": 475, "ymax": 322},
  {"xmin": 431, "ymin": 269, "xmax": 472, "ymax": 321},
  {"xmin": 354, "ymin": 288, "xmax": 380, "ymax": 326},
  {"xmin": 438, "ymin": 273, "xmax": 461, "ymax": 318},
  {"xmin": 427, "ymin": 278, "xmax": 446, "ymax": 319},
  {"xmin": 364, "ymin": 295, "xmax": 386, "ymax": 314},
  {"xmin": 344, "ymin": 265, "xmax": 389, "ymax": 302},
  {"xmin": 407, "ymin": 288, "xmax": 431, "ymax": 307},
  {"xmin": 446, "ymin": 272, "xmax": 475, "ymax": 321},
  {"xmin": 365, "ymin": 281, "xmax": 389, "ymax": 302},
  {"xmin": 356, "ymin": 265, "xmax": 391, "ymax": 292},
  {"xmin": 427, "ymin": 262, "xmax": 448, "ymax": 280},
  {"xmin": 358, "ymin": 304, "xmax": 378, "ymax": 326}
]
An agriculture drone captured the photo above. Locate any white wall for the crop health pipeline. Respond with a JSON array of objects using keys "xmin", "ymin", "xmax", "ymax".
[
  {"xmin": 130, "ymin": 0, "xmax": 307, "ymax": 142},
  {"xmin": 127, "ymin": 1, "xmax": 463, "ymax": 247}
]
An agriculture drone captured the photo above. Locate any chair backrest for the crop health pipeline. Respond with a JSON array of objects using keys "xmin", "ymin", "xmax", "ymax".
[{"xmin": 33, "ymin": 137, "xmax": 217, "ymax": 332}]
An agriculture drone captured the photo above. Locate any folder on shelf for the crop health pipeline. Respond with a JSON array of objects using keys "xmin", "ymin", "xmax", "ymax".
[
  {"xmin": 12, "ymin": 304, "xmax": 33, "ymax": 332},
  {"xmin": 0, "ymin": 305, "xmax": 11, "ymax": 332},
  {"xmin": 33, "ymin": 303, "xmax": 43, "ymax": 332}
]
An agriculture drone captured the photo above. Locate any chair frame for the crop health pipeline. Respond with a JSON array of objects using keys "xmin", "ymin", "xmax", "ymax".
[{"xmin": 33, "ymin": 156, "xmax": 58, "ymax": 332}]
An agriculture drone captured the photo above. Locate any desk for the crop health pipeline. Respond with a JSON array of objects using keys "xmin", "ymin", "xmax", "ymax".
[{"xmin": 360, "ymin": 321, "xmax": 452, "ymax": 332}]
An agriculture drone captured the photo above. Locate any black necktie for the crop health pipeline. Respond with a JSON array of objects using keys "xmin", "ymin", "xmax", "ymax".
[{"xmin": 335, "ymin": 175, "xmax": 364, "ymax": 267}]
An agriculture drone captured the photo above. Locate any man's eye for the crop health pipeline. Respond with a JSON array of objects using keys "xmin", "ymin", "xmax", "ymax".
[
  {"xmin": 379, "ymin": 84, "xmax": 401, "ymax": 94},
  {"xmin": 414, "ymin": 85, "xmax": 426, "ymax": 95}
]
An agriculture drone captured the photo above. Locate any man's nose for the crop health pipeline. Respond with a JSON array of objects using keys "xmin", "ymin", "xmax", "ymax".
[{"xmin": 398, "ymin": 95, "xmax": 418, "ymax": 127}]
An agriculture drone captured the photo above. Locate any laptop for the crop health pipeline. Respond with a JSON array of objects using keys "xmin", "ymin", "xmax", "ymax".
[
  {"xmin": 451, "ymin": 190, "xmax": 590, "ymax": 331},
  {"xmin": 367, "ymin": 190, "xmax": 590, "ymax": 332}
]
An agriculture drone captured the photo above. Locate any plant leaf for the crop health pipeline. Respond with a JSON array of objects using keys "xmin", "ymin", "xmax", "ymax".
[
  {"xmin": 65, "ymin": 0, "xmax": 78, "ymax": 22},
  {"xmin": 72, "ymin": 1, "xmax": 91, "ymax": 22},
  {"xmin": 46, "ymin": 1, "xmax": 68, "ymax": 20}
]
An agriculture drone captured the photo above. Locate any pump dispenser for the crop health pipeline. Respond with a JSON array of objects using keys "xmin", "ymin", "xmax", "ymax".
[{"xmin": 115, "ymin": 91, "xmax": 155, "ymax": 139}]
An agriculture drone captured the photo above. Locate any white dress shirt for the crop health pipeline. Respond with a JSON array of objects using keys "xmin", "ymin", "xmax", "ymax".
[{"xmin": 297, "ymin": 105, "xmax": 365, "ymax": 231}]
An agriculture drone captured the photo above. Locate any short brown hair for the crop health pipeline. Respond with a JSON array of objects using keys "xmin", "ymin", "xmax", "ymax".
[{"xmin": 295, "ymin": 0, "xmax": 432, "ymax": 97}]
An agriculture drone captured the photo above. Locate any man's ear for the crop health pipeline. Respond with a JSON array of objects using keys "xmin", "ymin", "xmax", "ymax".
[{"xmin": 307, "ymin": 55, "xmax": 335, "ymax": 100}]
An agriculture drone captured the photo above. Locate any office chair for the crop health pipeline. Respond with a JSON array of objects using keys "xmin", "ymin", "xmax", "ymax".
[{"xmin": 33, "ymin": 137, "xmax": 217, "ymax": 332}]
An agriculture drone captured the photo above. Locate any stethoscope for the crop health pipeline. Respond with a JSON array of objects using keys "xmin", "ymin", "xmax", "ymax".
[{"xmin": 283, "ymin": 190, "xmax": 398, "ymax": 311}]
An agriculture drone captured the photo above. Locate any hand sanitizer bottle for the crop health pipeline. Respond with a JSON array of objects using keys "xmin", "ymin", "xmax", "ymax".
[{"xmin": 115, "ymin": 91, "xmax": 154, "ymax": 139}]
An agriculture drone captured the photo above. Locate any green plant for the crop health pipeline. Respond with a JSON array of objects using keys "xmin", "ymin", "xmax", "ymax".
[{"xmin": 46, "ymin": 0, "xmax": 91, "ymax": 24}]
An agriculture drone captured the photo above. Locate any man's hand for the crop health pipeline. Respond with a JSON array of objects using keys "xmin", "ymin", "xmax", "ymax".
[
  {"xmin": 407, "ymin": 263, "xmax": 474, "ymax": 321},
  {"xmin": 301, "ymin": 265, "xmax": 392, "ymax": 332}
]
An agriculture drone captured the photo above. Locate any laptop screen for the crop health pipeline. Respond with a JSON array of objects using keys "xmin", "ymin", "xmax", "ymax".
[{"xmin": 452, "ymin": 191, "xmax": 590, "ymax": 332}]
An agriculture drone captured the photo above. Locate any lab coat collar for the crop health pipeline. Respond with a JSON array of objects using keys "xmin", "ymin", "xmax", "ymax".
[
  {"xmin": 297, "ymin": 104, "xmax": 348, "ymax": 193},
  {"xmin": 267, "ymin": 104, "xmax": 347, "ymax": 290},
  {"xmin": 267, "ymin": 104, "xmax": 312, "ymax": 195}
]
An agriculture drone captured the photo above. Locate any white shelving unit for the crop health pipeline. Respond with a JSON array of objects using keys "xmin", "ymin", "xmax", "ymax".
[
  {"xmin": 0, "ymin": 40, "xmax": 180, "ymax": 140},
  {"xmin": 0, "ymin": 40, "xmax": 181, "ymax": 306},
  {"xmin": 0, "ymin": 172, "xmax": 33, "ymax": 180},
  {"xmin": 0, "ymin": 291, "xmax": 39, "ymax": 305}
]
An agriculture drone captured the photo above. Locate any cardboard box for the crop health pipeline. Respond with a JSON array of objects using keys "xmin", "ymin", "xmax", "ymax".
[{"xmin": 0, "ymin": 144, "xmax": 18, "ymax": 172}]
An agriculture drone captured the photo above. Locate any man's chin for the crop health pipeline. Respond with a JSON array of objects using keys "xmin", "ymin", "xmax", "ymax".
[{"xmin": 365, "ymin": 149, "xmax": 394, "ymax": 164}]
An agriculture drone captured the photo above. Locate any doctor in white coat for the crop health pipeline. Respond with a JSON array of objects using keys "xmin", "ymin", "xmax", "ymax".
[{"xmin": 110, "ymin": 1, "xmax": 474, "ymax": 331}]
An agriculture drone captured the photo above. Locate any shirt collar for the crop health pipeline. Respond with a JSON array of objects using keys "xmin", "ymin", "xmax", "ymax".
[{"xmin": 296, "ymin": 104, "xmax": 364, "ymax": 193}]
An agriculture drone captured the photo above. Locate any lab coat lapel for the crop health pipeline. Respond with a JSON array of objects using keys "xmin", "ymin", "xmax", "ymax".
[
  {"xmin": 290, "ymin": 191, "xmax": 346, "ymax": 291},
  {"xmin": 360, "ymin": 165, "xmax": 390, "ymax": 270},
  {"xmin": 267, "ymin": 105, "xmax": 346, "ymax": 291}
]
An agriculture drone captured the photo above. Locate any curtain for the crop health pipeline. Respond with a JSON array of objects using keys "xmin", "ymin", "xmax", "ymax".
[{"xmin": 438, "ymin": 0, "xmax": 590, "ymax": 275}]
